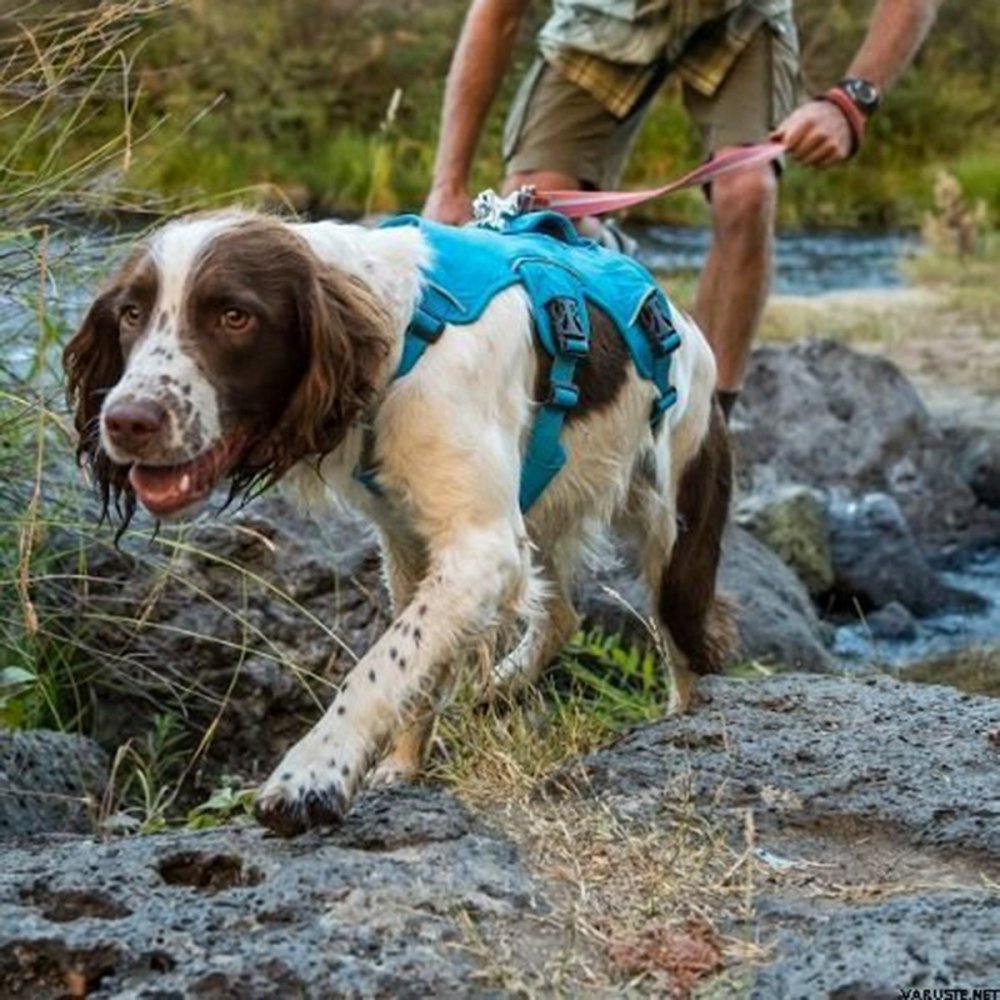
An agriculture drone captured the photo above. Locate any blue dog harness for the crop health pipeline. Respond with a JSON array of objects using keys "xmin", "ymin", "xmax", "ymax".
[{"xmin": 363, "ymin": 212, "xmax": 682, "ymax": 510}]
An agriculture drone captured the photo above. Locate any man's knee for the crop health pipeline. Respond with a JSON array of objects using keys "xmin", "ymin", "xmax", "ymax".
[{"xmin": 710, "ymin": 163, "xmax": 777, "ymax": 238}]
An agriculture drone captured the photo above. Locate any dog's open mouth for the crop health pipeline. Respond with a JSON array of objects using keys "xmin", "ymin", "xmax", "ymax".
[{"xmin": 128, "ymin": 433, "xmax": 245, "ymax": 517}]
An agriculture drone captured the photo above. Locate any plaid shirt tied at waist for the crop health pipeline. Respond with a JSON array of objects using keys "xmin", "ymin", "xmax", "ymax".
[{"xmin": 538, "ymin": 0, "xmax": 796, "ymax": 118}]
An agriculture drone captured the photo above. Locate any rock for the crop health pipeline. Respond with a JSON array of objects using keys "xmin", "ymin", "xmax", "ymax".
[
  {"xmin": 565, "ymin": 673, "xmax": 1000, "ymax": 858},
  {"xmin": 954, "ymin": 429, "xmax": 1000, "ymax": 508},
  {"xmin": 0, "ymin": 730, "xmax": 107, "ymax": 839},
  {"xmin": 865, "ymin": 600, "xmax": 918, "ymax": 640},
  {"xmin": 39, "ymin": 496, "xmax": 390, "ymax": 793},
  {"xmin": 824, "ymin": 490, "xmax": 981, "ymax": 615},
  {"xmin": 561, "ymin": 673, "xmax": 1000, "ymax": 991},
  {"xmin": 578, "ymin": 527, "xmax": 834, "ymax": 671},
  {"xmin": 734, "ymin": 483, "xmax": 833, "ymax": 595},
  {"xmin": 732, "ymin": 340, "xmax": 983, "ymax": 542},
  {"xmin": 0, "ymin": 785, "xmax": 545, "ymax": 998},
  {"xmin": 749, "ymin": 891, "xmax": 1000, "ymax": 999},
  {"xmin": 720, "ymin": 528, "xmax": 833, "ymax": 670},
  {"xmin": 3, "ymin": 676, "xmax": 999, "ymax": 996}
]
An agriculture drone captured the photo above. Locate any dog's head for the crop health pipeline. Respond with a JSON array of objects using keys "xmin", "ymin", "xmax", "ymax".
[{"xmin": 63, "ymin": 212, "xmax": 394, "ymax": 522}]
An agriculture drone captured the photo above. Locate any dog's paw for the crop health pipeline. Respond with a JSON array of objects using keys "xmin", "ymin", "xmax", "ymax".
[
  {"xmin": 367, "ymin": 758, "xmax": 419, "ymax": 789},
  {"xmin": 255, "ymin": 765, "xmax": 351, "ymax": 837}
]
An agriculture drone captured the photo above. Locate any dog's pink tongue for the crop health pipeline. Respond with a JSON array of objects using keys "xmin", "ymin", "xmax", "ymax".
[
  {"xmin": 128, "ymin": 434, "xmax": 245, "ymax": 517},
  {"xmin": 129, "ymin": 461, "xmax": 208, "ymax": 516}
]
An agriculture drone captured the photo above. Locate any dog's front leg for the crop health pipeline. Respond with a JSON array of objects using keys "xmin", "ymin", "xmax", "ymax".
[{"xmin": 255, "ymin": 523, "xmax": 526, "ymax": 836}]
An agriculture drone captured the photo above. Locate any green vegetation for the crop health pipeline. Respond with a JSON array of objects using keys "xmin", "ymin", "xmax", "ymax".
[{"xmin": 3, "ymin": 0, "xmax": 998, "ymax": 227}]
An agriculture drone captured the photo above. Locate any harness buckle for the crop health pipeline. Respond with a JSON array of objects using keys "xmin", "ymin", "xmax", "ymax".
[
  {"xmin": 547, "ymin": 380, "xmax": 580, "ymax": 409},
  {"xmin": 548, "ymin": 297, "xmax": 590, "ymax": 358},
  {"xmin": 639, "ymin": 295, "xmax": 681, "ymax": 357}
]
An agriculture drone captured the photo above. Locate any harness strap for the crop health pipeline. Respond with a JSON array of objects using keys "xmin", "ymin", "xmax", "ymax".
[
  {"xmin": 397, "ymin": 306, "xmax": 445, "ymax": 379},
  {"xmin": 515, "ymin": 260, "xmax": 590, "ymax": 511},
  {"xmin": 635, "ymin": 289, "xmax": 682, "ymax": 428}
]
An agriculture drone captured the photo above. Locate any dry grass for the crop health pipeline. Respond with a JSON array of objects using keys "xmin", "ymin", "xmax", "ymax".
[
  {"xmin": 0, "ymin": 1, "xmax": 168, "ymax": 226},
  {"xmin": 761, "ymin": 287, "xmax": 946, "ymax": 345},
  {"xmin": 428, "ymin": 682, "xmax": 770, "ymax": 996},
  {"xmin": 902, "ymin": 645, "xmax": 1000, "ymax": 697}
]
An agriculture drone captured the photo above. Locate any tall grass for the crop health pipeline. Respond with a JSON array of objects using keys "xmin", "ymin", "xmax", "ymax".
[
  {"xmin": 0, "ymin": 1, "xmax": 167, "ymax": 228},
  {"xmin": 0, "ymin": 3, "xmax": 351, "ymax": 825}
]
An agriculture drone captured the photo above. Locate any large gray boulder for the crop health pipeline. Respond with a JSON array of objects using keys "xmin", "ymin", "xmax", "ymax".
[
  {"xmin": 560, "ymin": 673, "xmax": 1000, "ymax": 995},
  {"xmin": 719, "ymin": 528, "xmax": 833, "ymax": 670},
  {"xmin": 43, "ymin": 498, "xmax": 387, "ymax": 791},
  {"xmin": 2, "ymin": 675, "xmax": 998, "ymax": 996},
  {"xmin": 0, "ymin": 785, "xmax": 544, "ymax": 998},
  {"xmin": 732, "ymin": 340, "xmax": 983, "ymax": 542},
  {"xmin": 578, "ymin": 526, "xmax": 834, "ymax": 671},
  {"xmin": 824, "ymin": 490, "xmax": 982, "ymax": 615},
  {"xmin": 0, "ymin": 730, "xmax": 107, "ymax": 839},
  {"xmin": 564, "ymin": 673, "xmax": 1000, "ymax": 857}
]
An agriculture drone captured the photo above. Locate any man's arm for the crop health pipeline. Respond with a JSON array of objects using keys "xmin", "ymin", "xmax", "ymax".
[
  {"xmin": 423, "ymin": 0, "xmax": 531, "ymax": 224},
  {"xmin": 773, "ymin": 0, "xmax": 942, "ymax": 168}
]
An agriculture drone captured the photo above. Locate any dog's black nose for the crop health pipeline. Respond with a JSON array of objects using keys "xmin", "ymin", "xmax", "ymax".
[{"xmin": 103, "ymin": 400, "xmax": 167, "ymax": 451}]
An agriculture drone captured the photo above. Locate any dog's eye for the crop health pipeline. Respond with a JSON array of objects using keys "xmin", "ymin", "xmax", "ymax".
[
  {"xmin": 220, "ymin": 307, "xmax": 254, "ymax": 334},
  {"xmin": 119, "ymin": 304, "xmax": 142, "ymax": 331}
]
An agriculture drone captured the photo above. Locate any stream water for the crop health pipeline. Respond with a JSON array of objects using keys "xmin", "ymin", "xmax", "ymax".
[
  {"xmin": 835, "ymin": 548, "xmax": 1000, "ymax": 670},
  {"xmin": 637, "ymin": 225, "xmax": 920, "ymax": 294}
]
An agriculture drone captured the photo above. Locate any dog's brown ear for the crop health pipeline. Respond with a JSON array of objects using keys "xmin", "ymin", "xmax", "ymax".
[
  {"xmin": 261, "ymin": 265, "xmax": 394, "ymax": 480},
  {"xmin": 62, "ymin": 286, "xmax": 132, "ymax": 520}
]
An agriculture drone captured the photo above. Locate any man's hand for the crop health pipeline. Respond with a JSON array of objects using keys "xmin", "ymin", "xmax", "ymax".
[
  {"xmin": 771, "ymin": 100, "xmax": 855, "ymax": 168},
  {"xmin": 423, "ymin": 183, "xmax": 474, "ymax": 225}
]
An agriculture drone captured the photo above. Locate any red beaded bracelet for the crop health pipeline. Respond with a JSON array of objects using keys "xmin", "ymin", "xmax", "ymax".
[{"xmin": 821, "ymin": 87, "xmax": 868, "ymax": 157}]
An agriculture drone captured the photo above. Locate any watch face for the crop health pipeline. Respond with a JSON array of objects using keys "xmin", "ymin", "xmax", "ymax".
[{"xmin": 843, "ymin": 78, "xmax": 880, "ymax": 113}]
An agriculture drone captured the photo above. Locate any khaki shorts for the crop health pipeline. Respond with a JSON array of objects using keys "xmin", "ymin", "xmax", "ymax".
[{"xmin": 503, "ymin": 24, "xmax": 801, "ymax": 189}]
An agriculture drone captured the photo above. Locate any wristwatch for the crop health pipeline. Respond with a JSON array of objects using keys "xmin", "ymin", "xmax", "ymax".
[
  {"xmin": 837, "ymin": 77, "xmax": 881, "ymax": 117},
  {"xmin": 821, "ymin": 77, "xmax": 880, "ymax": 156}
]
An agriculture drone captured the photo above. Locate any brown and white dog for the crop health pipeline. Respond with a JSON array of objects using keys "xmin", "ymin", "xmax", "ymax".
[{"xmin": 63, "ymin": 210, "xmax": 733, "ymax": 836}]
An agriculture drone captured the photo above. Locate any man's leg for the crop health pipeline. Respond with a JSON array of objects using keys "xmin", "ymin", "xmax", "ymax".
[
  {"xmin": 501, "ymin": 58, "xmax": 651, "ymax": 216},
  {"xmin": 694, "ymin": 162, "xmax": 777, "ymax": 395},
  {"xmin": 685, "ymin": 19, "xmax": 801, "ymax": 404}
]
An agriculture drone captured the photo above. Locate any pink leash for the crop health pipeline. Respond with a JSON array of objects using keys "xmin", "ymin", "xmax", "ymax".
[{"xmin": 530, "ymin": 140, "xmax": 786, "ymax": 218}]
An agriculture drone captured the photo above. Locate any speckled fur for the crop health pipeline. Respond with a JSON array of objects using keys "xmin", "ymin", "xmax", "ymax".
[{"xmin": 66, "ymin": 210, "xmax": 732, "ymax": 836}]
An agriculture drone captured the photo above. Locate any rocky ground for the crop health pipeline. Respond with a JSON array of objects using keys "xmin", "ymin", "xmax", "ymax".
[
  {"xmin": 2, "ymin": 674, "xmax": 997, "ymax": 997},
  {"xmin": 2, "ymin": 338, "xmax": 999, "ymax": 997}
]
